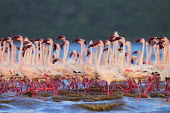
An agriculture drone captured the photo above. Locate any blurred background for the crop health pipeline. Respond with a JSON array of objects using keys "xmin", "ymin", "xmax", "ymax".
[{"xmin": 0, "ymin": 0, "xmax": 170, "ymax": 42}]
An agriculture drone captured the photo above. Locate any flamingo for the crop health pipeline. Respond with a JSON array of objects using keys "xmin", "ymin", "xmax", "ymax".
[
  {"xmin": 48, "ymin": 40, "xmax": 76, "ymax": 78},
  {"xmin": 93, "ymin": 40, "xmax": 127, "ymax": 94},
  {"xmin": 73, "ymin": 38, "xmax": 86, "ymax": 65},
  {"xmin": 114, "ymin": 37, "xmax": 158, "ymax": 99},
  {"xmin": 1, "ymin": 33, "xmax": 170, "ymax": 101},
  {"xmin": 12, "ymin": 35, "xmax": 48, "ymax": 81},
  {"xmin": 25, "ymin": 40, "xmax": 62, "ymax": 79},
  {"xmin": 0, "ymin": 38, "xmax": 24, "ymax": 80},
  {"xmin": 136, "ymin": 38, "xmax": 161, "ymax": 75}
]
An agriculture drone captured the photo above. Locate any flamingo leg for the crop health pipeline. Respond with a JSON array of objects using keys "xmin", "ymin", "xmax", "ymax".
[
  {"xmin": 165, "ymin": 81, "xmax": 169, "ymax": 102},
  {"xmin": 137, "ymin": 85, "xmax": 141, "ymax": 102},
  {"xmin": 107, "ymin": 83, "xmax": 110, "ymax": 95},
  {"xmin": 143, "ymin": 77, "xmax": 156, "ymax": 98}
]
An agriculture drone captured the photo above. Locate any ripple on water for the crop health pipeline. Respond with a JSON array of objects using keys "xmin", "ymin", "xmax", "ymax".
[{"xmin": 0, "ymin": 95, "xmax": 170, "ymax": 113}]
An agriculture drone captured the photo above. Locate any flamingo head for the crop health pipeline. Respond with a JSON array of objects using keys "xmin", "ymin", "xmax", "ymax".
[
  {"xmin": 114, "ymin": 37, "xmax": 123, "ymax": 40},
  {"xmin": 23, "ymin": 41, "xmax": 32, "ymax": 45},
  {"xmin": 103, "ymin": 40, "xmax": 111, "ymax": 46},
  {"xmin": 94, "ymin": 40, "xmax": 103, "ymax": 47},
  {"xmin": 149, "ymin": 37, "xmax": 158, "ymax": 41},
  {"xmin": 53, "ymin": 58, "xmax": 63, "ymax": 64},
  {"xmin": 55, "ymin": 44, "xmax": 61, "ymax": 50},
  {"xmin": 34, "ymin": 39, "xmax": 41, "ymax": 42},
  {"xmin": 53, "ymin": 43, "xmax": 57, "ymax": 50},
  {"xmin": 146, "ymin": 41, "xmax": 152, "ymax": 46},
  {"xmin": 157, "ymin": 36, "xmax": 166, "ymax": 40},
  {"xmin": 119, "ymin": 42, "xmax": 124, "ymax": 48},
  {"xmin": 88, "ymin": 43, "xmax": 94, "ymax": 48},
  {"xmin": 60, "ymin": 40, "xmax": 68, "ymax": 48},
  {"xmin": 73, "ymin": 38, "xmax": 81, "ymax": 43},
  {"xmin": 131, "ymin": 56, "xmax": 138, "ymax": 63},
  {"xmin": 103, "ymin": 48, "xmax": 108, "ymax": 52},
  {"xmin": 57, "ymin": 36, "xmax": 66, "ymax": 41},
  {"xmin": 148, "ymin": 40, "xmax": 155, "ymax": 45},
  {"xmin": 108, "ymin": 36, "xmax": 116, "ymax": 40},
  {"xmin": 45, "ymin": 38, "xmax": 53, "ymax": 44},
  {"xmin": 118, "ymin": 48, "xmax": 123, "ymax": 52},
  {"xmin": 16, "ymin": 46, "xmax": 20, "ymax": 50},
  {"xmin": 157, "ymin": 40, "xmax": 167, "ymax": 45},
  {"xmin": 70, "ymin": 50, "xmax": 77, "ymax": 58},
  {"xmin": 158, "ymin": 44, "xmax": 164, "ymax": 49},
  {"xmin": 41, "ymin": 39, "xmax": 48, "ymax": 45},
  {"xmin": 125, "ymin": 41, "xmax": 131, "ymax": 46},
  {"xmin": 1, "ymin": 38, "xmax": 8, "ymax": 42},
  {"xmin": 109, "ymin": 36, "xmax": 121, "ymax": 42},
  {"xmin": 12, "ymin": 35, "xmax": 23, "ymax": 41},
  {"xmin": 133, "ymin": 51, "xmax": 141, "ymax": 55},
  {"xmin": 73, "ymin": 38, "xmax": 86, "ymax": 45},
  {"xmin": 22, "ymin": 45, "xmax": 33, "ymax": 52},
  {"xmin": 30, "ymin": 39, "xmax": 35, "ymax": 42},
  {"xmin": 36, "ymin": 39, "xmax": 44, "ymax": 43},
  {"xmin": 86, "ymin": 50, "xmax": 90, "ymax": 57},
  {"xmin": 3, "ymin": 37, "xmax": 12, "ymax": 42},
  {"xmin": 136, "ymin": 38, "xmax": 144, "ymax": 43},
  {"xmin": 23, "ymin": 37, "xmax": 29, "ymax": 41}
]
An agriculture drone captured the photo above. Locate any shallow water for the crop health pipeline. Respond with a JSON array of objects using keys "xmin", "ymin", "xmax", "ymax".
[
  {"xmin": 0, "ymin": 43, "xmax": 169, "ymax": 113},
  {"xmin": 0, "ymin": 92, "xmax": 170, "ymax": 113}
]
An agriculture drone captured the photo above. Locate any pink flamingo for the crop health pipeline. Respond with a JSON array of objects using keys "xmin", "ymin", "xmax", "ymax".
[{"xmin": 93, "ymin": 40, "xmax": 127, "ymax": 94}]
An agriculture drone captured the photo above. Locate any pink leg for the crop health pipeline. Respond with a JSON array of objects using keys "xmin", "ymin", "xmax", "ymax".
[
  {"xmin": 137, "ymin": 85, "xmax": 141, "ymax": 102},
  {"xmin": 143, "ymin": 77, "xmax": 156, "ymax": 97},
  {"xmin": 165, "ymin": 82, "xmax": 169, "ymax": 102}
]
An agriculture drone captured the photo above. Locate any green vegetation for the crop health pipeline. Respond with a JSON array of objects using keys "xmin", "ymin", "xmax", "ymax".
[{"xmin": 0, "ymin": 0, "xmax": 170, "ymax": 42}]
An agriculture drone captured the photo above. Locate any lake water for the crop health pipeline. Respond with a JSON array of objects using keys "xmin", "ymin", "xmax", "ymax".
[{"xmin": 0, "ymin": 43, "xmax": 169, "ymax": 113}]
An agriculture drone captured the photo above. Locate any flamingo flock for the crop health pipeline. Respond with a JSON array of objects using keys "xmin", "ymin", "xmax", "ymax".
[{"xmin": 0, "ymin": 32, "xmax": 170, "ymax": 101}]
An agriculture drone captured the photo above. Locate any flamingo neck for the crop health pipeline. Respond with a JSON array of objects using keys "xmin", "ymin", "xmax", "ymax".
[
  {"xmin": 156, "ymin": 45, "xmax": 161, "ymax": 65},
  {"xmin": 1, "ymin": 41, "xmax": 6, "ymax": 63},
  {"xmin": 114, "ymin": 41, "xmax": 119, "ymax": 66},
  {"xmin": 148, "ymin": 44, "xmax": 152, "ymax": 64},
  {"xmin": 153, "ymin": 44, "xmax": 158, "ymax": 66},
  {"xmin": 139, "ymin": 40, "xmax": 145, "ymax": 65},
  {"xmin": 40, "ymin": 44, "xmax": 44, "ymax": 65},
  {"xmin": 80, "ymin": 43, "xmax": 84, "ymax": 64},
  {"xmin": 10, "ymin": 41, "xmax": 16, "ymax": 64},
  {"xmin": 28, "ymin": 48, "xmax": 33, "ymax": 65},
  {"xmin": 145, "ymin": 43, "xmax": 149, "ymax": 64},
  {"xmin": 7, "ymin": 45, "xmax": 10, "ymax": 64},
  {"xmin": 44, "ymin": 46, "xmax": 48, "ymax": 65},
  {"xmin": 35, "ymin": 43, "xmax": 40, "ymax": 65},
  {"xmin": 94, "ymin": 48, "xmax": 98, "ymax": 65},
  {"xmin": 19, "ymin": 40, "xmax": 23, "ymax": 65},
  {"xmin": 63, "ymin": 41, "xmax": 69, "ymax": 64},
  {"xmin": 121, "ymin": 40, "xmax": 126, "ymax": 66},
  {"xmin": 96, "ymin": 45, "xmax": 104, "ymax": 67},
  {"xmin": 127, "ymin": 43, "xmax": 132, "ymax": 66},
  {"xmin": 47, "ymin": 42, "xmax": 53, "ymax": 64},
  {"xmin": 163, "ymin": 43, "xmax": 168, "ymax": 67},
  {"xmin": 32, "ymin": 46, "xmax": 36, "ymax": 65}
]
